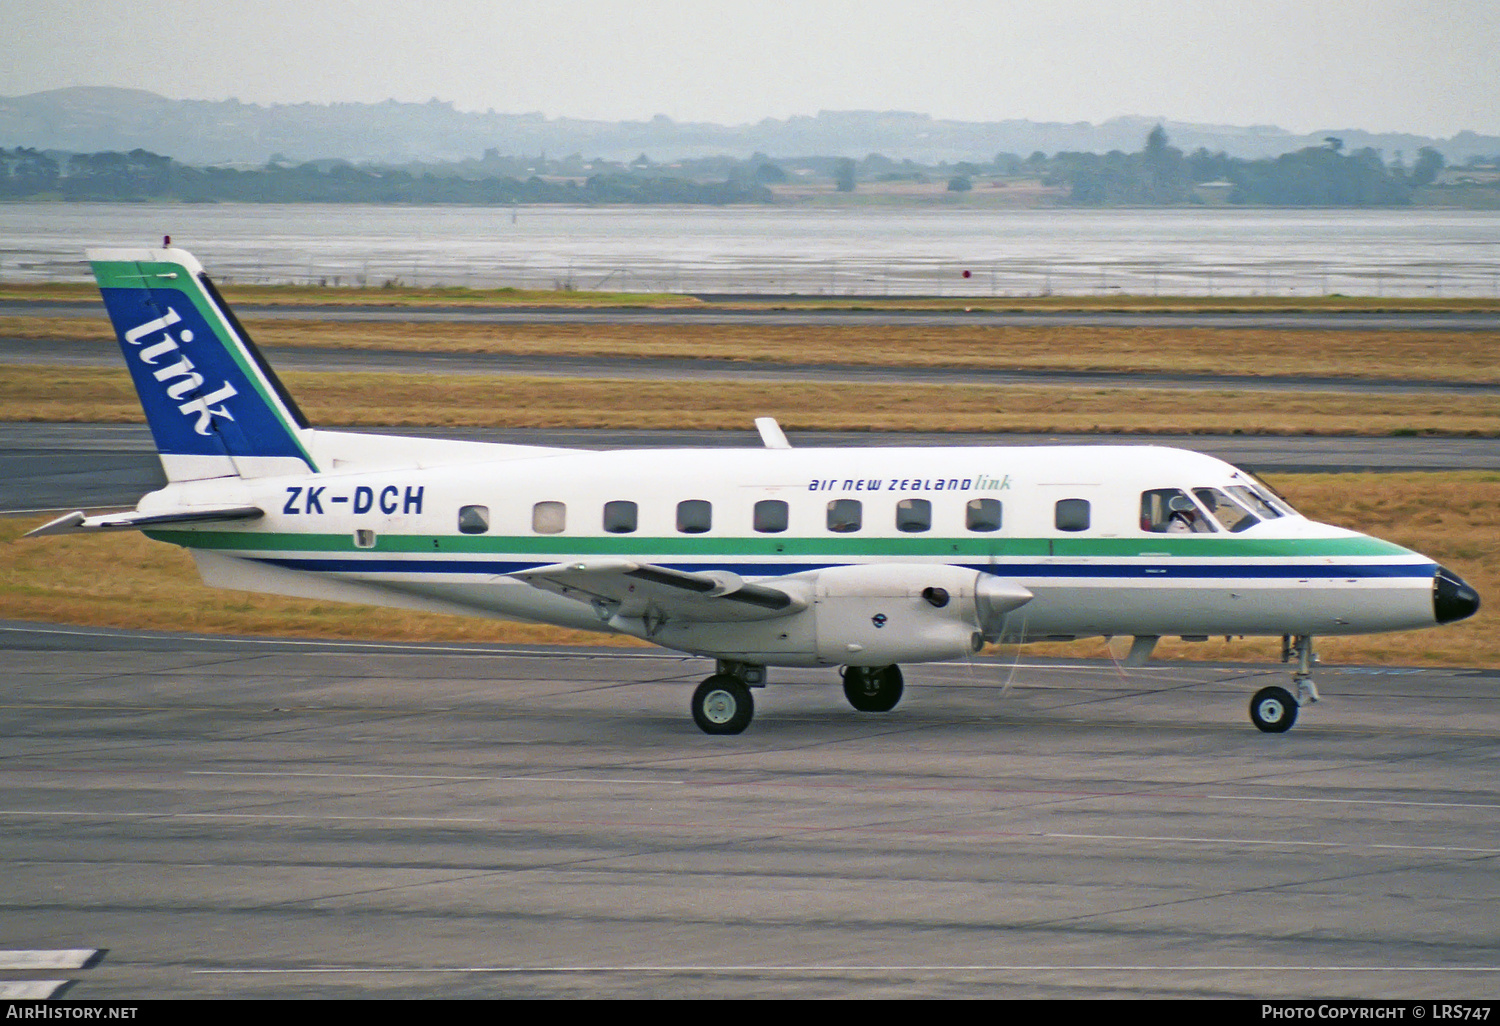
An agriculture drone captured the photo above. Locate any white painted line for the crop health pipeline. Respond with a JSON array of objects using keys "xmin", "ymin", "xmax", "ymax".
[
  {"xmin": 0, "ymin": 949, "xmax": 97, "ymax": 970},
  {"xmin": 0, "ymin": 809, "xmax": 1492, "ymax": 854},
  {"xmin": 197, "ymin": 964, "xmax": 1500, "ymax": 975},
  {"xmin": 189, "ymin": 770, "xmax": 685, "ymax": 785},
  {"xmin": 0, "ymin": 810, "xmax": 487, "ymax": 824},
  {"xmin": 1045, "ymin": 832, "xmax": 1500, "ymax": 855},
  {"xmin": 1205, "ymin": 793, "xmax": 1500, "ymax": 811},
  {"xmin": 0, "ymin": 623, "xmax": 658, "ymax": 660},
  {"xmin": 0, "ymin": 980, "xmax": 70, "ymax": 998}
]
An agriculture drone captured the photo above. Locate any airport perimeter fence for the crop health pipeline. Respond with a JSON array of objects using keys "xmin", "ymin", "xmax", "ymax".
[{"xmin": 5, "ymin": 250, "xmax": 1500, "ymax": 298}]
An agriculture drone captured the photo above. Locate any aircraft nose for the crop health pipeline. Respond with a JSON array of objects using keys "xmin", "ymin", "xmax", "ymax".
[{"xmin": 1434, "ymin": 566, "xmax": 1481, "ymax": 625}]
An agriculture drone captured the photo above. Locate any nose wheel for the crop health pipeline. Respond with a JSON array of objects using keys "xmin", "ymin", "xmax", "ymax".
[
  {"xmin": 1250, "ymin": 686, "xmax": 1298, "ymax": 732},
  {"xmin": 1252, "ymin": 635, "xmax": 1320, "ymax": 733}
]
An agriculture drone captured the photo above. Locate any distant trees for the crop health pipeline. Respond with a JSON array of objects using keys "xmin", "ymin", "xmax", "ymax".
[
  {"xmin": 0, "ymin": 147, "xmax": 774, "ymax": 205},
  {"xmin": 834, "ymin": 157, "xmax": 856, "ymax": 192},
  {"xmin": 2, "ymin": 137, "xmax": 1475, "ymax": 208},
  {"xmin": 0, "ymin": 148, "xmax": 60, "ymax": 196},
  {"xmin": 1411, "ymin": 146, "xmax": 1445, "ymax": 186},
  {"xmin": 1053, "ymin": 128, "xmax": 1418, "ymax": 207}
]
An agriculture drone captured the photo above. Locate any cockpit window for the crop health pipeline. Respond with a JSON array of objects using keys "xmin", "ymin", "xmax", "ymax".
[
  {"xmin": 1227, "ymin": 484, "xmax": 1285, "ymax": 520},
  {"xmin": 1194, "ymin": 487, "xmax": 1259, "ymax": 533},
  {"xmin": 1238, "ymin": 471, "xmax": 1295, "ymax": 517},
  {"xmin": 1140, "ymin": 488, "xmax": 1214, "ymax": 533}
]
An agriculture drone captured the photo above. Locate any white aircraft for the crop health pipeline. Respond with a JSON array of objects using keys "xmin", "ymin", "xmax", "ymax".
[{"xmin": 28, "ymin": 246, "xmax": 1480, "ymax": 734}]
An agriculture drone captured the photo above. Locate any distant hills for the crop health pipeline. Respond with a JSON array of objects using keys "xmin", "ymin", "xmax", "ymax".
[{"xmin": 3, "ymin": 87, "xmax": 1497, "ymax": 166}]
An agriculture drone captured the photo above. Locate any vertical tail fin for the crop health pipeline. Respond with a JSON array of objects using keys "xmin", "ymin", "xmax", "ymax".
[{"xmin": 89, "ymin": 246, "xmax": 317, "ymax": 481}]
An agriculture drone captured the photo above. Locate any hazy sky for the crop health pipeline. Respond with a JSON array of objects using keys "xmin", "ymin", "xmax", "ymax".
[{"xmin": 5, "ymin": 0, "xmax": 1498, "ymax": 136}]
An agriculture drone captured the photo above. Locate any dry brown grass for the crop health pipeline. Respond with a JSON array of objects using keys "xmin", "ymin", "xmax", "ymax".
[
  {"xmin": 0, "ymin": 516, "xmax": 640, "ymax": 647},
  {"xmin": 5, "ymin": 364, "xmax": 1498, "ymax": 436},
  {"xmin": 2, "ymin": 472, "xmax": 1494, "ymax": 667},
  {"xmin": 7, "ymin": 315, "xmax": 1497, "ymax": 384}
]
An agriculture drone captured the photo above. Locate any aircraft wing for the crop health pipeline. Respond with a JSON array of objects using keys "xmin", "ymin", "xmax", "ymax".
[
  {"xmin": 513, "ymin": 559, "xmax": 807, "ymax": 623},
  {"xmin": 24, "ymin": 506, "xmax": 265, "ymax": 537}
]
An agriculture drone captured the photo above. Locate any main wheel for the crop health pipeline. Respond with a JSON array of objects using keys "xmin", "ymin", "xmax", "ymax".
[
  {"xmin": 843, "ymin": 664, "xmax": 905, "ymax": 712},
  {"xmin": 1250, "ymin": 685, "xmax": 1298, "ymax": 733},
  {"xmin": 691, "ymin": 674, "xmax": 754, "ymax": 735}
]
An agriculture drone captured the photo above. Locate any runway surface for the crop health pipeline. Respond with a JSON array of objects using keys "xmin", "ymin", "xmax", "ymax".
[
  {"xmin": 4, "ymin": 297, "xmax": 1499, "ymax": 331},
  {"xmin": 1, "ymin": 621, "xmax": 1496, "ymax": 999}
]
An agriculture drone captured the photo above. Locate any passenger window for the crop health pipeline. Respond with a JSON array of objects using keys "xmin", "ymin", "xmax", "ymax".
[
  {"xmin": 457, "ymin": 505, "xmax": 490, "ymax": 535},
  {"xmin": 966, "ymin": 498, "xmax": 1002, "ymax": 532},
  {"xmin": 603, "ymin": 500, "xmax": 637, "ymax": 534},
  {"xmin": 532, "ymin": 500, "xmax": 566, "ymax": 534},
  {"xmin": 677, "ymin": 499, "xmax": 712, "ymax": 534},
  {"xmin": 753, "ymin": 499, "xmax": 789, "ymax": 533},
  {"xmin": 1194, "ymin": 487, "xmax": 1257, "ymax": 533},
  {"xmin": 895, "ymin": 498, "xmax": 931, "ymax": 533},
  {"xmin": 353, "ymin": 529, "xmax": 376, "ymax": 549},
  {"xmin": 1055, "ymin": 498, "xmax": 1091, "ymax": 532},
  {"xmin": 827, "ymin": 498, "xmax": 862, "ymax": 533}
]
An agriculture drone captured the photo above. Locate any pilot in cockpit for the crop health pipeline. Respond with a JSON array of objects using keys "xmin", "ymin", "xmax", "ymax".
[{"xmin": 1165, "ymin": 494, "xmax": 1207, "ymax": 533}]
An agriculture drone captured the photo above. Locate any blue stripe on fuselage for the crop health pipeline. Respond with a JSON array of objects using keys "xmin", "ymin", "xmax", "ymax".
[{"xmin": 248, "ymin": 556, "xmax": 1438, "ymax": 580}]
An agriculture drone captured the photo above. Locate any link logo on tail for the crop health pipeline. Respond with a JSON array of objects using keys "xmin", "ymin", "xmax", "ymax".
[{"xmin": 91, "ymin": 247, "xmax": 315, "ymax": 481}]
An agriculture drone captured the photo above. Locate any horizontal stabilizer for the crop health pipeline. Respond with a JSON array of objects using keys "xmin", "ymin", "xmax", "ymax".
[{"xmin": 25, "ymin": 505, "xmax": 264, "ymax": 537}]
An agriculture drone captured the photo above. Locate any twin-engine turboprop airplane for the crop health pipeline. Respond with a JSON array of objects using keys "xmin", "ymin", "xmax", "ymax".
[{"xmin": 28, "ymin": 246, "xmax": 1480, "ymax": 734}]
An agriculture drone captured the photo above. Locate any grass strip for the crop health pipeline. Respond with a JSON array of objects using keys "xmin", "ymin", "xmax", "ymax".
[
  {"xmin": 4, "ymin": 365, "xmax": 1498, "ymax": 436},
  {"xmin": 8, "ymin": 316, "xmax": 1498, "ymax": 386}
]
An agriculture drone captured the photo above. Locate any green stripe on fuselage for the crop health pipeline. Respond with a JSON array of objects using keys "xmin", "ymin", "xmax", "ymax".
[{"xmin": 145, "ymin": 528, "xmax": 1416, "ymax": 560}]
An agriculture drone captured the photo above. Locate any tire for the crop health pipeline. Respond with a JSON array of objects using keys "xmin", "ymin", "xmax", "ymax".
[
  {"xmin": 1250, "ymin": 685, "xmax": 1298, "ymax": 733},
  {"xmin": 691, "ymin": 674, "xmax": 754, "ymax": 735},
  {"xmin": 843, "ymin": 665, "xmax": 905, "ymax": 713}
]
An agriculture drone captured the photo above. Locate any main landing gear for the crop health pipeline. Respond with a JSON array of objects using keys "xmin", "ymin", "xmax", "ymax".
[
  {"xmin": 690, "ymin": 661, "xmax": 764, "ymax": 735},
  {"xmin": 1250, "ymin": 635, "xmax": 1321, "ymax": 734},
  {"xmin": 689, "ymin": 662, "xmax": 909, "ymax": 734},
  {"xmin": 841, "ymin": 665, "xmax": 905, "ymax": 713}
]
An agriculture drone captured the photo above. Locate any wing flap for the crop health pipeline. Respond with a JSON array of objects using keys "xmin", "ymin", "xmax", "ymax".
[
  {"xmin": 513, "ymin": 559, "xmax": 806, "ymax": 623},
  {"xmin": 25, "ymin": 505, "xmax": 264, "ymax": 537}
]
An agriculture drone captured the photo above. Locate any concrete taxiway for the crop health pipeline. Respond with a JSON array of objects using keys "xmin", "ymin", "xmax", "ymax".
[
  {"xmin": 5, "ymin": 297, "xmax": 1499, "ymax": 331},
  {"xmin": 1, "ymin": 621, "xmax": 1496, "ymax": 999}
]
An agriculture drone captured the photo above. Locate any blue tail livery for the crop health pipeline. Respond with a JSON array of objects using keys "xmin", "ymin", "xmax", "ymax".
[{"xmin": 90, "ymin": 246, "xmax": 315, "ymax": 481}]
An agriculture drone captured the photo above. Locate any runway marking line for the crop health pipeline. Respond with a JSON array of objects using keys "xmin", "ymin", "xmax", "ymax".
[
  {"xmin": 0, "ymin": 949, "xmax": 99, "ymax": 970},
  {"xmin": 1, "ymin": 809, "xmax": 1493, "ymax": 853},
  {"xmin": 0, "ymin": 981, "xmax": 70, "ymax": 998},
  {"xmin": 195, "ymin": 963, "xmax": 1500, "ymax": 975},
  {"xmin": 190, "ymin": 770, "xmax": 686, "ymax": 785},
  {"xmin": 190, "ymin": 770, "xmax": 1500, "ymax": 811}
]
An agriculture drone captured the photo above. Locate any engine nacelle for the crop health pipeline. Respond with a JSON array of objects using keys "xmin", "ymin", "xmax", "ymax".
[
  {"xmin": 649, "ymin": 564, "xmax": 1031, "ymax": 668},
  {"xmin": 810, "ymin": 563, "xmax": 1031, "ymax": 666}
]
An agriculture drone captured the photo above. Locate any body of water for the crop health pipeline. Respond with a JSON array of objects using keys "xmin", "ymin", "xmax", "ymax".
[{"xmin": 2, "ymin": 203, "xmax": 1496, "ymax": 297}]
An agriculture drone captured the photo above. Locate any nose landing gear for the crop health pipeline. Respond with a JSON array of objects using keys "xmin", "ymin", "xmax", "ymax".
[{"xmin": 1252, "ymin": 635, "xmax": 1320, "ymax": 733}]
